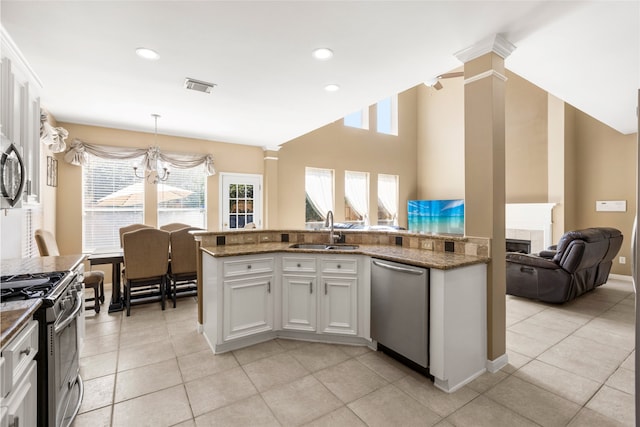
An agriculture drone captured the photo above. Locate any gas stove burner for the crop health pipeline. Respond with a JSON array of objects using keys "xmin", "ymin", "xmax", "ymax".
[{"xmin": 0, "ymin": 271, "xmax": 69, "ymax": 302}]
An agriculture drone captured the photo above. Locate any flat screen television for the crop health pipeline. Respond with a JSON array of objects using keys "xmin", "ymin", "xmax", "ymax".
[{"xmin": 407, "ymin": 199, "xmax": 464, "ymax": 235}]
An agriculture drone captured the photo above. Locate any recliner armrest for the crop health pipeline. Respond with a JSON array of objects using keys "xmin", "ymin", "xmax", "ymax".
[
  {"xmin": 538, "ymin": 250, "xmax": 557, "ymax": 259},
  {"xmin": 506, "ymin": 253, "xmax": 562, "ymax": 270}
]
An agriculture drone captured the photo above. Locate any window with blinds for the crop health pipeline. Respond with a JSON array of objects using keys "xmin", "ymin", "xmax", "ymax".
[
  {"xmin": 82, "ymin": 156, "xmax": 143, "ymax": 252},
  {"xmin": 157, "ymin": 164, "xmax": 206, "ymax": 229}
]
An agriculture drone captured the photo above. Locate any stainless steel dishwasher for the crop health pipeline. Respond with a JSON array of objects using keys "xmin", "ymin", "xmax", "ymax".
[{"xmin": 371, "ymin": 258, "xmax": 430, "ymax": 375}]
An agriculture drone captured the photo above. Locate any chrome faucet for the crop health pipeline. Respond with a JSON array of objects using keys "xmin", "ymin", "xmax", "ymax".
[{"xmin": 324, "ymin": 210, "xmax": 338, "ymax": 244}]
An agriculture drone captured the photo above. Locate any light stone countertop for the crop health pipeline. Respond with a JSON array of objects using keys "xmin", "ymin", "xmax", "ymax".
[
  {"xmin": 201, "ymin": 242, "xmax": 488, "ymax": 270},
  {"xmin": 1, "ymin": 299, "xmax": 41, "ymax": 348}
]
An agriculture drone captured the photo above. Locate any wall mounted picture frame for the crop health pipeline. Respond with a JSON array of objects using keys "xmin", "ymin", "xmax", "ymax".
[{"xmin": 47, "ymin": 156, "xmax": 57, "ymax": 187}]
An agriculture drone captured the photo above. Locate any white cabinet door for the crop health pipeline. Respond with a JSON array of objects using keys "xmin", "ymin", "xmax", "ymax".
[
  {"xmin": 320, "ymin": 276, "xmax": 358, "ymax": 335},
  {"xmin": 282, "ymin": 275, "xmax": 317, "ymax": 332},
  {"xmin": 223, "ymin": 274, "xmax": 274, "ymax": 341},
  {"xmin": 1, "ymin": 361, "xmax": 36, "ymax": 427}
]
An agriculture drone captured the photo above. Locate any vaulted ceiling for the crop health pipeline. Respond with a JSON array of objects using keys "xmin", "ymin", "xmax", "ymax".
[{"xmin": 2, "ymin": 1, "xmax": 638, "ymax": 148}]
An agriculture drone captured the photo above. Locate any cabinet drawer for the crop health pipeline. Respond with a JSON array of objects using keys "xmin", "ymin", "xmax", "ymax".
[
  {"xmin": 224, "ymin": 257, "xmax": 274, "ymax": 278},
  {"xmin": 321, "ymin": 258, "xmax": 357, "ymax": 274},
  {"xmin": 282, "ymin": 257, "xmax": 317, "ymax": 273},
  {"xmin": 1, "ymin": 320, "xmax": 38, "ymax": 397}
]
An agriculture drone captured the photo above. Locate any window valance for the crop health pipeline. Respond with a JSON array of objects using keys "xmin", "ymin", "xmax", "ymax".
[{"xmin": 63, "ymin": 139, "xmax": 216, "ymax": 176}]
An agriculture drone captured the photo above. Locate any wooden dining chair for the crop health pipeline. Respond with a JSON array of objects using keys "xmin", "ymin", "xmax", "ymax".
[
  {"xmin": 34, "ymin": 229, "xmax": 104, "ymax": 313},
  {"xmin": 167, "ymin": 226, "xmax": 201, "ymax": 307},
  {"xmin": 160, "ymin": 223, "xmax": 190, "ymax": 232},
  {"xmin": 122, "ymin": 228, "xmax": 170, "ymax": 316}
]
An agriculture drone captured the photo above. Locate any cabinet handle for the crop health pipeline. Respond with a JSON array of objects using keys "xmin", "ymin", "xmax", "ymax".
[
  {"xmin": 337, "ymin": 264, "xmax": 341, "ymax": 269},
  {"xmin": 9, "ymin": 415, "xmax": 19, "ymax": 427},
  {"xmin": 20, "ymin": 347, "xmax": 32, "ymax": 357},
  {"xmin": 247, "ymin": 264, "xmax": 252, "ymax": 270},
  {"xmin": 309, "ymin": 282, "xmax": 313, "ymax": 294},
  {"xmin": 297, "ymin": 263, "xmax": 301, "ymax": 268},
  {"xmin": 267, "ymin": 281, "xmax": 271, "ymax": 293},
  {"xmin": 324, "ymin": 282, "xmax": 328, "ymax": 295}
]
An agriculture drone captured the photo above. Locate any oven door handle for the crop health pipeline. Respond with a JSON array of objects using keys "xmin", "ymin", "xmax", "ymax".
[{"xmin": 54, "ymin": 292, "xmax": 82, "ymax": 334}]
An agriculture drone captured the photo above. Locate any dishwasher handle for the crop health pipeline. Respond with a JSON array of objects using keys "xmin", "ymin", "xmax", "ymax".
[{"xmin": 372, "ymin": 259, "xmax": 425, "ymax": 275}]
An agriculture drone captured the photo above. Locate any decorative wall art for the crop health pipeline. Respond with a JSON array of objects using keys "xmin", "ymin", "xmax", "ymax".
[{"xmin": 47, "ymin": 156, "xmax": 58, "ymax": 187}]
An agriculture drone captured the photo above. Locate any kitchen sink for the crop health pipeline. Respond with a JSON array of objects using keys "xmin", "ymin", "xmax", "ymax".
[{"xmin": 289, "ymin": 243, "xmax": 359, "ymax": 250}]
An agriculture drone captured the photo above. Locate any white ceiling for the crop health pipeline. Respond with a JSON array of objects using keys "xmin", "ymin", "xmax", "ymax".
[{"xmin": 1, "ymin": 1, "xmax": 638, "ymax": 149}]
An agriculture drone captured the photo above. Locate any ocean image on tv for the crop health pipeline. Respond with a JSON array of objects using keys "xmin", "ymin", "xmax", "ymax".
[{"xmin": 408, "ymin": 199, "xmax": 464, "ymax": 235}]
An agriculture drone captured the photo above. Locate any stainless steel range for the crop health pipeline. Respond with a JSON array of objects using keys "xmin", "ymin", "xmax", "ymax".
[{"xmin": 1, "ymin": 267, "xmax": 85, "ymax": 427}]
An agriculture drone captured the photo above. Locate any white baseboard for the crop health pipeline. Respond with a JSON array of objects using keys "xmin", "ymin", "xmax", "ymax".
[{"xmin": 486, "ymin": 353, "xmax": 509, "ymax": 373}]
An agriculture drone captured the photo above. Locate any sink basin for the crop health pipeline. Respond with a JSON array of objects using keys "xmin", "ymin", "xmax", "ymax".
[
  {"xmin": 327, "ymin": 245, "xmax": 359, "ymax": 250},
  {"xmin": 289, "ymin": 243, "xmax": 359, "ymax": 250},
  {"xmin": 289, "ymin": 244, "xmax": 330, "ymax": 250}
]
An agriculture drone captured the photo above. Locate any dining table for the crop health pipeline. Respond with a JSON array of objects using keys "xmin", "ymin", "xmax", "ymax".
[{"xmin": 87, "ymin": 251, "xmax": 124, "ymax": 313}]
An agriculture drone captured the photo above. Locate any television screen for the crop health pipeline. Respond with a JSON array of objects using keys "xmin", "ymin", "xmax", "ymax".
[{"xmin": 408, "ymin": 199, "xmax": 464, "ymax": 235}]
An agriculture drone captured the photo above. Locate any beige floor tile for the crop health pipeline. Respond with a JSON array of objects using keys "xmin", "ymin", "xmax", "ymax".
[
  {"xmin": 84, "ymin": 317, "xmax": 121, "ymax": 337},
  {"xmin": 79, "ymin": 374, "xmax": 115, "ymax": 414},
  {"xmin": 112, "ymin": 384, "xmax": 192, "ymax": 427},
  {"xmin": 79, "ymin": 350, "xmax": 117, "ymax": 380},
  {"xmin": 232, "ymin": 339, "xmax": 285, "ymax": 365},
  {"xmin": 355, "ymin": 351, "xmax": 412, "ymax": 382},
  {"xmin": 115, "ymin": 358, "xmax": 183, "ymax": 402},
  {"xmin": 573, "ymin": 321, "xmax": 635, "ymax": 351},
  {"xmin": 501, "ymin": 350, "xmax": 532, "ymax": 374},
  {"xmin": 538, "ymin": 335, "xmax": 629, "ymax": 383},
  {"xmin": 560, "ymin": 297, "xmax": 614, "ymax": 317},
  {"xmin": 514, "ymin": 359, "xmax": 601, "ymax": 405},
  {"xmin": 120, "ymin": 308, "xmax": 166, "ymax": 331},
  {"xmin": 348, "ymin": 383, "xmax": 441, "ymax": 427},
  {"xmin": 621, "ymin": 351, "xmax": 635, "ymax": 371},
  {"xmin": 172, "ymin": 419, "xmax": 196, "ymax": 427},
  {"xmin": 71, "ymin": 405, "xmax": 111, "ymax": 427},
  {"xmin": 506, "ymin": 330, "xmax": 556, "ymax": 358},
  {"xmin": 119, "ymin": 322, "xmax": 170, "ymax": 349},
  {"xmin": 170, "ymin": 330, "xmax": 210, "ymax": 357},
  {"xmin": 466, "ymin": 370, "xmax": 509, "ymax": 394},
  {"xmin": 242, "ymin": 352, "xmax": 309, "ymax": 392},
  {"xmin": 81, "ymin": 333, "xmax": 119, "ymax": 358},
  {"xmin": 194, "ymin": 395, "xmax": 280, "ymax": 427},
  {"xmin": 568, "ymin": 407, "xmax": 628, "ymax": 427},
  {"xmin": 185, "ymin": 366, "xmax": 258, "ymax": 417},
  {"xmin": 167, "ymin": 317, "xmax": 201, "ymax": 336},
  {"xmin": 505, "ymin": 297, "xmax": 549, "ymax": 317},
  {"xmin": 262, "ymin": 375, "xmax": 343, "ymax": 426},
  {"xmin": 446, "ymin": 395, "xmax": 539, "ymax": 427},
  {"xmin": 333, "ymin": 343, "xmax": 372, "ymax": 358},
  {"xmin": 395, "ymin": 374, "xmax": 478, "ymax": 418},
  {"xmin": 117, "ymin": 339, "xmax": 176, "ymax": 371},
  {"xmin": 274, "ymin": 337, "xmax": 311, "ymax": 351},
  {"xmin": 518, "ymin": 308, "xmax": 589, "ymax": 334},
  {"xmin": 606, "ymin": 367, "xmax": 635, "ymax": 395},
  {"xmin": 303, "ymin": 406, "xmax": 367, "ymax": 427},
  {"xmin": 178, "ymin": 349, "xmax": 239, "ymax": 383},
  {"xmin": 433, "ymin": 420, "xmax": 456, "ymax": 427},
  {"xmin": 509, "ymin": 318, "xmax": 572, "ymax": 344},
  {"xmin": 486, "ymin": 376, "xmax": 581, "ymax": 426},
  {"xmin": 314, "ymin": 359, "xmax": 388, "ymax": 403},
  {"xmin": 289, "ymin": 342, "xmax": 351, "ymax": 372},
  {"xmin": 586, "ymin": 385, "xmax": 635, "ymax": 426}
]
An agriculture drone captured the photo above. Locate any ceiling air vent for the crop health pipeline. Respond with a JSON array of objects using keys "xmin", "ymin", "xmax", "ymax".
[{"xmin": 184, "ymin": 77, "xmax": 216, "ymax": 94}]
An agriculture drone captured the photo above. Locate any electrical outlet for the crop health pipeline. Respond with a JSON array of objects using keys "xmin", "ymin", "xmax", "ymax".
[
  {"xmin": 619, "ymin": 256, "xmax": 626, "ymax": 264},
  {"xmin": 421, "ymin": 240, "xmax": 433, "ymax": 250}
]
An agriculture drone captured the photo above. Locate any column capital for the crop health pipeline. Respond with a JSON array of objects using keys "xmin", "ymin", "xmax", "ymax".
[{"xmin": 454, "ymin": 34, "xmax": 516, "ymax": 63}]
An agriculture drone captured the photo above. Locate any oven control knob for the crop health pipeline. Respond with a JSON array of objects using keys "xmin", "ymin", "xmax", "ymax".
[
  {"xmin": 74, "ymin": 283, "xmax": 83, "ymax": 292},
  {"xmin": 61, "ymin": 297, "xmax": 71, "ymax": 310}
]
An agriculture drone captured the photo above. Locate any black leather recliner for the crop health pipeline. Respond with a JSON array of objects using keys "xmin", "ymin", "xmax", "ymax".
[{"xmin": 506, "ymin": 227, "xmax": 623, "ymax": 303}]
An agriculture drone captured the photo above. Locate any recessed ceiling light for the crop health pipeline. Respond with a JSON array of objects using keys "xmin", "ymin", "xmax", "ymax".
[
  {"xmin": 135, "ymin": 47, "xmax": 160, "ymax": 60},
  {"xmin": 312, "ymin": 48, "xmax": 334, "ymax": 60},
  {"xmin": 324, "ymin": 84, "xmax": 340, "ymax": 92}
]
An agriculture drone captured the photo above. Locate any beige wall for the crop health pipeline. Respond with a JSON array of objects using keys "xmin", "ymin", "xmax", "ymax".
[
  {"xmin": 54, "ymin": 122, "xmax": 264, "ymax": 257},
  {"xmin": 415, "ymin": 70, "xmax": 637, "ymax": 275},
  {"xmin": 573, "ymin": 110, "xmax": 637, "ymax": 275},
  {"xmin": 277, "ymin": 87, "xmax": 419, "ymax": 229}
]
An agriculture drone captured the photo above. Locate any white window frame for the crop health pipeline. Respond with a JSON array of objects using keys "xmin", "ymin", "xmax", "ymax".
[
  {"xmin": 344, "ymin": 170, "xmax": 369, "ymax": 225},
  {"xmin": 305, "ymin": 167, "xmax": 335, "ymax": 229},
  {"xmin": 157, "ymin": 164, "xmax": 207, "ymax": 229},
  {"xmin": 343, "ymin": 108, "xmax": 369, "ymax": 130},
  {"xmin": 376, "ymin": 95, "xmax": 398, "ymax": 136},
  {"xmin": 219, "ymin": 172, "xmax": 263, "ymax": 230}
]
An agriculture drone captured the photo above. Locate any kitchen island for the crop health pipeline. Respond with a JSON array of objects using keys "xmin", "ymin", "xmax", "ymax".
[{"xmin": 194, "ymin": 229, "xmax": 490, "ymax": 392}]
